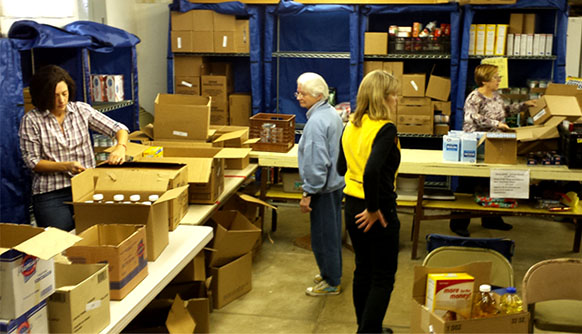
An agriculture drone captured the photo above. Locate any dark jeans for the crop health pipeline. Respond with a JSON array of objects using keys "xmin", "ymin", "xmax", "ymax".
[
  {"xmin": 32, "ymin": 187, "xmax": 75, "ymax": 231},
  {"xmin": 345, "ymin": 195, "xmax": 400, "ymax": 334},
  {"xmin": 310, "ymin": 188, "xmax": 344, "ymax": 287}
]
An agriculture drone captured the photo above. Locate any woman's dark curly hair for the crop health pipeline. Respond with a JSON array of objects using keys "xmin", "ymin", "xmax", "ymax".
[{"xmin": 29, "ymin": 65, "xmax": 76, "ymax": 112}]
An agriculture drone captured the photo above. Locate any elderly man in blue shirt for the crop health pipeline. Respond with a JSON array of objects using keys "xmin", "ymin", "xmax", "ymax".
[{"xmin": 296, "ymin": 72, "xmax": 345, "ymax": 296}]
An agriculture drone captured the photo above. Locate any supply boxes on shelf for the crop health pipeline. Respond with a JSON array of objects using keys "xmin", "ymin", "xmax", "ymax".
[{"xmin": 249, "ymin": 113, "xmax": 295, "ymax": 152}]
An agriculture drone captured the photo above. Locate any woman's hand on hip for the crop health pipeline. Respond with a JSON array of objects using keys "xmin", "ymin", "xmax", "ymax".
[{"xmin": 355, "ymin": 209, "xmax": 387, "ymax": 233}]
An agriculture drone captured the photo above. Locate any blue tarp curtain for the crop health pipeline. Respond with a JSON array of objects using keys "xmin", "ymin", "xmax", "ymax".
[
  {"xmin": 361, "ymin": 4, "xmax": 460, "ymax": 129},
  {"xmin": 168, "ymin": 0, "xmax": 263, "ymax": 115},
  {"xmin": 264, "ymin": 1, "xmax": 358, "ymax": 124},
  {"xmin": 0, "ymin": 39, "xmax": 29, "ymax": 225}
]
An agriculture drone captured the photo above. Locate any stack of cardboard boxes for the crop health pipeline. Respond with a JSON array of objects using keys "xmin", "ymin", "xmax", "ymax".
[
  {"xmin": 0, "ymin": 224, "xmax": 113, "ymax": 334},
  {"xmin": 171, "ymin": 9, "xmax": 252, "ymax": 126}
]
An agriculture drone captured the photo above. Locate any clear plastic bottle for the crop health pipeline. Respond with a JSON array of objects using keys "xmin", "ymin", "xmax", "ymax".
[
  {"xmin": 499, "ymin": 287, "xmax": 523, "ymax": 314},
  {"xmin": 472, "ymin": 284, "xmax": 499, "ymax": 318}
]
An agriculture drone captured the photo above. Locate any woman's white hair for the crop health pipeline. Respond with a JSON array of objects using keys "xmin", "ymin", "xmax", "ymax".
[{"xmin": 297, "ymin": 72, "xmax": 329, "ymax": 100}]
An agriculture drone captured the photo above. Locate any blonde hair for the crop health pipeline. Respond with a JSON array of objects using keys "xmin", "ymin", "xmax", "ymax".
[
  {"xmin": 296, "ymin": 72, "xmax": 329, "ymax": 100},
  {"xmin": 474, "ymin": 64, "xmax": 498, "ymax": 87},
  {"xmin": 351, "ymin": 70, "xmax": 398, "ymax": 127}
]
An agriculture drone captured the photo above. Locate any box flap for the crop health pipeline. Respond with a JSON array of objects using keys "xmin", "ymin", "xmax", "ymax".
[
  {"xmin": 214, "ymin": 148, "xmax": 251, "ymax": 159},
  {"xmin": 71, "ymin": 169, "xmax": 96, "ymax": 202},
  {"xmin": 106, "ymin": 142, "xmax": 148, "ymax": 159},
  {"xmin": 95, "ymin": 169, "xmax": 170, "ymax": 193},
  {"xmin": 237, "ymin": 193, "xmax": 277, "ymax": 210},
  {"xmin": 156, "ymin": 185, "xmax": 189, "ymax": 205},
  {"xmin": 140, "ymin": 157, "xmax": 213, "ymax": 183},
  {"xmin": 166, "ymin": 294, "xmax": 196, "ymax": 334},
  {"xmin": 244, "ymin": 138, "xmax": 261, "ymax": 144},
  {"xmin": 486, "ymin": 132, "xmax": 517, "ymax": 140},
  {"xmin": 213, "ymin": 129, "xmax": 248, "ymax": 143},
  {"xmin": 544, "ymin": 83, "xmax": 580, "ymax": 96},
  {"xmin": 413, "ymin": 262, "xmax": 492, "ymax": 299},
  {"xmin": 12, "ymin": 227, "xmax": 82, "ymax": 260},
  {"xmin": 545, "ymin": 95, "xmax": 582, "ymax": 117}
]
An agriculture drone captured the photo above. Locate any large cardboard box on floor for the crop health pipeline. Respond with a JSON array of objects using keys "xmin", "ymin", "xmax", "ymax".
[
  {"xmin": 410, "ymin": 262, "xmax": 529, "ymax": 333},
  {"xmin": 222, "ymin": 193, "xmax": 276, "ymax": 229},
  {"xmin": 210, "ymin": 252, "xmax": 252, "ymax": 309},
  {"xmin": 172, "ymin": 251, "xmax": 206, "ymax": 284},
  {"xmin": 0, "ymin": 224, "xmax": 81, "ymax": 319},
  {"xmin": 47, "ymin": 263, "xmax": 110, "ymax": 333},
  {"xmin": 96, "ymin": 159, "xmax": 190, "ymax": 230},
  {"xmin": 154, "ymin": 94, "xmax": 211, "ymax": 141},
  {"xmin": 66, "ymin": 225, "xmax": 148, "ymax": 300},
  {"xmin": 402, "ymin": 74, "xmax": 426, "ymax": 97},
  {"xmin": 158, "ymin": 281, "xmax": 211, "ymax": 333},
  {"xmin": 0, "ymin": 301, "xmax": 49, "ymax": 334},
  {"xmin": 529, "ymin": 83, "xmax": 582, "ymax": 125},
  {"xmin": 71, "ymin": 168, "xmax": 189, "ymax": 260},
  {"xmin": 206, "ymin": 210, "xmax": 261, "ymax": 267}
]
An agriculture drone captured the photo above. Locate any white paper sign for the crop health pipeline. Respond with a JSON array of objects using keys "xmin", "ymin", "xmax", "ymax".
[{"xmin": 490, "ymin": 169, "xmax": 530, "ymax": 199}]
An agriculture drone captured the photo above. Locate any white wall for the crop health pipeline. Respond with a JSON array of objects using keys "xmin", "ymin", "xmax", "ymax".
[{"xmin": 0, "ymin": 0, "xmax": 170, "ymax": 117}]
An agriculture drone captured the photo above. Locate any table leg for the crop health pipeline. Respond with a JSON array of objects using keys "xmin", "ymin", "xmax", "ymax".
[
  {"xmin": 573, "ymin": 217, "xmax": 581, "ymax": 253},
  {"xmin": 259, "ymin": 167, "xmax": 268, "ymax": 232},
  {"xmin": 411, "ymin": 175, "xmax": 426, "ymax": 260}
]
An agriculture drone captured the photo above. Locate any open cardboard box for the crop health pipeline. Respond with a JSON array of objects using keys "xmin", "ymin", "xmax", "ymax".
[
  {"xmin": 95, "ymin": 160, "xmax": 189, "ymax": 230},
  {"xmin": 410, "ymin": 262, "xmax": 529, "ymax": 333},
  {"xmin": 529, "ymin": 83, "xmax": 582, "ymax": 125},
  {"xmin": 48, "ymin": 263, "xmax": 110, "ymax": 333},
  {"xmin": 206, "ymin": 210, "xmax": 261, "ymax": 268},
  {"xmin": 210, "ymin": 252, "xmax": 252, "ymax": 309},
  {"xmin": 154, "ymin": 94, "xmax": 212, "ymax": 141},
  {"xmin": 65, "ymin": 224, "xmax": 148, "ymax": 300},
  {"xmin": 478, "ymin": 132, "xmax": 517, "ymax": 164},
  {"xmin": 0, "ymin": 224, "xmax": 81, "ymax": 319},
  {"xmin": 71, "ymin": 168, "xmax": 189, "ymax": 260}
]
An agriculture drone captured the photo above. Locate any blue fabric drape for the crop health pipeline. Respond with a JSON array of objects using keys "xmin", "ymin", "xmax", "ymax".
[{"xmin": 0, "ymin": 39, "xmax": 29, "ymax": 225}]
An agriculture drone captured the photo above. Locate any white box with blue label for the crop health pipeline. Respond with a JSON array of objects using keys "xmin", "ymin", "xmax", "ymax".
[
  {"xmin": 0, "ymin": 224, "xmax": 81, "ymax": 319},
  {"xmin": 0, "ymin": 300, "xmax": 48, "ymax": 334},
  {"xmin": 442, "ymin": 135, "xmax": 461, "ymax": 162},
  {"xmin": 461, "ymin": 135, "xmax": 478, "ymax": 163}
]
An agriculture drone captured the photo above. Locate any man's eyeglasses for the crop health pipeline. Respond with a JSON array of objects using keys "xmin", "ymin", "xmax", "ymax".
[{"xmin": 294, "ymin": 91, "xmax": 306, "ymax": 98}]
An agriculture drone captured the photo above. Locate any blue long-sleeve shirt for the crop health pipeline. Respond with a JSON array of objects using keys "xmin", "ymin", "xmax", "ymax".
[{"xmin": 298, "ymin": 99, "xmax": 345, "ymax": 195}]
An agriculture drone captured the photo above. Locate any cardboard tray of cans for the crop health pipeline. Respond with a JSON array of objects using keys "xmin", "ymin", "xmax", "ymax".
[{"xmin": 250, "ymin": 113, "xmax": 295, "ymax": 153}]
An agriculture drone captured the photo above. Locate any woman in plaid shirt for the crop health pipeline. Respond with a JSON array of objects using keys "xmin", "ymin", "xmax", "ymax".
[{"xmin": 19, "ymin": 65, "xmax": 129, "ymax": 231}]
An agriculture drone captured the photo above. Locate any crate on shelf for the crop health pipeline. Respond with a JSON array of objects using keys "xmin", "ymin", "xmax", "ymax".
[{"xmin": 250, "ymin": 113, "xmax": 295, "ymax": 153}]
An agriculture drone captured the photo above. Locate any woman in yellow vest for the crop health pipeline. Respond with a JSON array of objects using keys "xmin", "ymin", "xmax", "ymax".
[{"xmin": 337, "ymin": 70, "xmax": 400, "ymax": 334}]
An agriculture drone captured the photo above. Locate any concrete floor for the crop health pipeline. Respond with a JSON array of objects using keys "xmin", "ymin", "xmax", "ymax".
[{"xmin": 209, "ymin": 205, "xmax": 580, "ymax": 333}]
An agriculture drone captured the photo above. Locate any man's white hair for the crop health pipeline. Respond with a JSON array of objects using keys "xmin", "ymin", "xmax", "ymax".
[{"xmin": 297, "ymin": 72, "xmax": 329, "ymax": 100}]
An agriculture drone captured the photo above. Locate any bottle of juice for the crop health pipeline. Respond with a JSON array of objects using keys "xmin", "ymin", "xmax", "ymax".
[{"xmin": 472, "ymin": 284, "xmax": 499, "ymax": 318}]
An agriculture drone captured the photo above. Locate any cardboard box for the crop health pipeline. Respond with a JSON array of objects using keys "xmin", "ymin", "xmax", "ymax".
[
  {"xmin": 514, "ymin": 116, "xmax": 564, "ymax": 143},
  {"xmin": 175, "ymin": 76, "xmax": 200, "ymax": 95},
  {"xmin": 481, "ymin": 132, "xmax": 517, "ymax": 164},
  {"xmin": 211, "ymin": 110, "xmax": 229, "ymax": 125},
  {"xmin": 171, "ymin": 31, "xmax": 192, "ymax": 53},
  {"xmin": 214, "ymin": 31, "xmax": 235, "ymax": 53},
  {"xmin": 364, "ymin": 61, "xmax": 383, "ymax": 75},
  {"xmin": 192, "ymin": 10, "xmax": 213, "ymax": 32},
  {"xmin": 71, "ymin": 168, "xmax": 188, "ymax": 260},
  {"xmin": 91, "ymin": 74, "xmax": 106, "ymax": 102},
  {"xmin": 154, "ymin": 94, "xmax": 211, "ymax": 141},
  {"xmin": 475, "ymin": 24, "xmax": 486, "ymax": 55},
  {"xmin": 156, "ymin": 144, "xmax": 250, "ymax": 170},
  {"xmin": 158, "ymin": 281, "xmax": 211, "ymax": 333},
  {"xmin": 509, "ymin": 13, "xmax": 524, "ymax": 34},
  {"xmin": 229, "ymin": 94, "xmax": 251, "ymax": 126},
  {"xmin": 410, "ymin": 262, "xmax": 529, "ymax": 333},
  {"xmin": 95, "ymin": 160, "xmax": 189, "ymax": 230},
  {"xmin": 383, "ymin": 62, "xmax": 404, "ymax": 95},
  {"xmin": 192, "ymin": 31, "xmax": 214, "ymax": 52},
  {"xmin": 174, "ymin": 56, "xmax": 204, "ymax": 77},
  {"xmin": 66, "ymin": 225, "xmax": 148, "ymax": 300},
  {"xmin": 443, "ymin": 135, "xmax": 461, "ymax": 162},
  {"xmin": 402, "ymin": 74, "xmax": 426, "ymax": 97},
  {"xmin": 213, "ymin": 12, "xmax": 236, "ymax": 32},
  {"xmin": 530, "ymin": 95, "xmax": 582, "ymax": 125},
  {"xmin": 234, "ymin": 20, "xmax": 250, "ymax": 53},
  {"xmin": 282, "ymin": 171, "xmax": 303, "ymax": 193},
  {"xmin": 435, "ymin": 124, "xmax": 450, "ymax": 135},
  {"xmin": 47, "ymin": 263, "xmax": 110, "ymax": 333},
  {"xmin": 210, "ymin": 125, "xmax": 252, "ymax": 148},
  {"xmin": 207, "ymin": 210, "xmax": 261, "ymax": 267},
  {"xmin": 202, "ymin": 75, "xmax": 231, "ymax": 101},
  {"xmin": 485, "ymin": 24, "xmax": 496, "ymax": 56},
  {"xmin": 399, "ymin": 97, "xmax": 432, "ymax": 115},
  {"xmin": 426, "ymin": 74, "xmax": 450, "ymax": 102},
  {"xmin": 222, "ymin": 193, "xmax": 276, "ymax": 229},
  {"xmin": 0, "ymin": 224, "xmax": 81, "ymax": 319},
  {"xmin": 171, "ymin": 11, "xmax": 193, "ymax": 31},
  {"xmin": 172, "ymin": 251, "xmax": 206, "ymax": 284},
  {"xmin": 210, "ymin": 252, "xmax": 252, "ymax": 309},
  {"xmin": 397, "ymin": 115, "xmax": 433, "ymax": 135},
  {"xmin": 364, "ymin": 32, "xmax": 388, "ymax": 55},
  {"xmin": 432, "ymin": 101, "xmax": 451, "ymax": 115},
  {"xmin": 0, "ymin": 301, "xmax": 48, "ymax": 334},
  {"xmin": 524, "ymin": 13, "xmax": 536, "ymax": 34}
]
